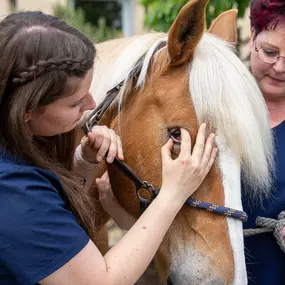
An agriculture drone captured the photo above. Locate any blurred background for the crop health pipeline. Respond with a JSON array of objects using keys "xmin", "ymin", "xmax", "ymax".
[
  {"xmin": 0, "ymin": 0, "xmax": 252, "ymax": 283},
  {"xmin": 0, "ymin": 0, "xmax": 251, "ymax": 60}
]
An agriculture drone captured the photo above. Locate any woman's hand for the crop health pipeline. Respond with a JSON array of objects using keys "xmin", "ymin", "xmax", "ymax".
[
  {"xmin": 96, "ymin": 172, "xmax": 117, "ymax": 210},
  {"xmin": 159, "ymin": 123, "xmax": 217, "ymax": 204},
  {"xmin": 81, "ymin": 125, "xmax": 124, "ymax": 164},
  {"xmin": 96, "ymin": 172, "xmax": 136, "ymax": 230}
]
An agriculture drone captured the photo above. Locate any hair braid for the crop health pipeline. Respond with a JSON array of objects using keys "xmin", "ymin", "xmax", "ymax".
[{"xmin": 12, "ymin": 57, "xmax": 94, "ymax": 85}]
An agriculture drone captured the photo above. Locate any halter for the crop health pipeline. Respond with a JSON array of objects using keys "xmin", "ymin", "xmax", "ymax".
[{"xmin": 82, "ymin": 58, "xmax": 248, "ymax": 223}]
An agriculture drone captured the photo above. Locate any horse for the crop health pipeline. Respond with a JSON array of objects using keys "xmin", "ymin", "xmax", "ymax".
[{"xmin": 81, "ymin": 0, "xmax": 274, "ymax": 284}]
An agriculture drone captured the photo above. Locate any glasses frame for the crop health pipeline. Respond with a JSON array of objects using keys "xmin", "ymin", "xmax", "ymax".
[{"xmin": 255, "ymin": 43, "xmax": 285, "ymax": 65}]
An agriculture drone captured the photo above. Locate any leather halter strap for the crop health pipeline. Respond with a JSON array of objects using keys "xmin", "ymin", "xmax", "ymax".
[{"xmin": 82, "ymin": 82, "xmax": 123, "ymax": 135}]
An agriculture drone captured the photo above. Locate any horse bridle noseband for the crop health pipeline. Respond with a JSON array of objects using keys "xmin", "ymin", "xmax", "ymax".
[{"xmin": 82, "ymin": 62, "xmax": 248, "ymax": 223}]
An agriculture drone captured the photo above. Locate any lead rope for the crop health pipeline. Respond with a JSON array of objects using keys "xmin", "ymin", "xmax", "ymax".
[{"xmin": 243, "ymin": 211, "xmax": 285, "ymax": 253}]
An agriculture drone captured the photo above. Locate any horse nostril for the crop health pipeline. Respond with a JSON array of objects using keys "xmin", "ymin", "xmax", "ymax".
[{"xmin": 167, "ymin": 277, "xmax": 173, "ymax": 285}]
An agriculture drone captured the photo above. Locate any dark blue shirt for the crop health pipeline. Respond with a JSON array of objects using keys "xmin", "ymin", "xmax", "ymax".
[
  {"xmin": 0, "ymin": 152, "xmax": 89, "ymax": 285},
  {"xmin": 243, "ymin": 121, "xmax": 285, "ymax": 284}
]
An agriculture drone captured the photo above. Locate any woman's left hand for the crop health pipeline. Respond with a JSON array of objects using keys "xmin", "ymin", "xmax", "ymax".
[
  {"xmin": 96, "ymin": 171, "xmax": 136, "ymax": 230},
  {"xmin": 81, "ymin": 125, "xmax": 124, "ymax": 163}
]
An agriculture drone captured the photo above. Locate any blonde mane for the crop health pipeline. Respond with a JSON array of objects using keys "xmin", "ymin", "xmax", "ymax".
[
  {"xmin": 190, "ymin": 34, "xmax": 274, "ymax": 198},
  {"xmin": 90, "ymin": 32, "xmax": 274, "ymax": 200}
]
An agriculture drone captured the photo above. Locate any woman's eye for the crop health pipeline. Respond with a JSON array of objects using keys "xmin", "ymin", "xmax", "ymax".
[
  {"xmin": 71, "ymin": 100, "xmax": 84, "ymax": 108},
  {"xmin": 168, "ymin": 128, "xmax": 181, "ymax": 143},
  {"xmin": 263, "ymin": 49, "xmax": 278, "ymax": 57}
]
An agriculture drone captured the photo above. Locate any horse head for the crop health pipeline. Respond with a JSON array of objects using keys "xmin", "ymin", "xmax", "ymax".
[{"xmin": 87, "ymin": 0, "xmax": 274, "ymax": 283}]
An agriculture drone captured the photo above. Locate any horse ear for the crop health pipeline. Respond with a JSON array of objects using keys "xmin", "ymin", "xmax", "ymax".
[
  {"xmin": 168, "ymin": 0, "xmax": 209, "ymax": 66},
  {"xmin": 208, "ymin": 9, "xmax": 238, "ymax": 44}
]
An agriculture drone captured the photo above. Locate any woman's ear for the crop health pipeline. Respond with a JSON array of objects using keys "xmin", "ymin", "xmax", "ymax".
[
  {"xmin": 24, "ymin": 113, "xmax": 31, "ymax": 123},
  {"xmin": 249, "ymin": 27, "xmax": 256, "ymax": 51},
  {"xmin": 25, "ymin": 107, "xmax": 45, "ymax": 122}
]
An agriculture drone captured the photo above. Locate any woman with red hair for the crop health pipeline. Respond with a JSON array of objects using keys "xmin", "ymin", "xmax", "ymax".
[{"xmin": 243, "ymin": 0, "xmax": 285, "ymax": 284}]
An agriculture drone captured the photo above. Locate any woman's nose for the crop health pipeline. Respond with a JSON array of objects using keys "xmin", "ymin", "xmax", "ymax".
[
  {"xmin": 273, "ymin": 57, "xmax": 285, "ymax": 73},
  {"xmin": 82, "ymin": 92, "xmax": 96, "ymax": 111}
]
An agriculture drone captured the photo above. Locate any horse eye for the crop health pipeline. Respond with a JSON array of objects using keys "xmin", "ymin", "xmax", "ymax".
[{"xmin": 168, "ymin": 128, "xmax": 181, "ymax": 143}]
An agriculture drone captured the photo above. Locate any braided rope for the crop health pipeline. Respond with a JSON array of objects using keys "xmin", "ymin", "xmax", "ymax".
[
  {"xmin": 12, "ymin": 57, "xmax": 93, "ymax": 85},
  {"xmin": 243, "ymin": 211, "xmax": 285, "ymax": 253},
  {"xmin": 185, "ymin": 198, "xmax": 248, "ymax": 222}
]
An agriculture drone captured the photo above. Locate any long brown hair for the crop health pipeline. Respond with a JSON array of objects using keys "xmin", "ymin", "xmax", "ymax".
[{"xmin": 0, "ymin": 11, "xmax": 97, "ymax": 236}]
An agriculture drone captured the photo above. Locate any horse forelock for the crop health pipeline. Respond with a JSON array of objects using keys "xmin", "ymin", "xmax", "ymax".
[
  {"xmin": 85, "ymin": 33, "xmax": 167, "ymax": 124},
  {"xmin": 88, "ymin": 33, "xmax": 166, "ymax": 108},
  {"xmin": 116, "ymin": 36, "xmax": 167, "ymax": 111}
]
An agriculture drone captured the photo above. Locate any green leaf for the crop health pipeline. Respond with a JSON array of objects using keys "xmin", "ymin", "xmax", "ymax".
[
  {"xmin": 53, "ymin": 4, "xmax": 121, "ymax": 43},
  {"xmin": 140, "ymin": 0, "xmax": 249, "ymax": 33}
]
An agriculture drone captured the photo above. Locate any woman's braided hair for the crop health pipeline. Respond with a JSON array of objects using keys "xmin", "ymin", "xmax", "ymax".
[
  {"xmin": 0, "ymin": 11, "xmax": 97, "ymax": 236},
  {"xmin": 12, "ymin": 57, "xmax": 94, "ymax": 85}
]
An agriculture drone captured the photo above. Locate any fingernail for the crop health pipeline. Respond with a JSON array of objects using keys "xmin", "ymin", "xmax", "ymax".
[{"xmin": 97, "ymin": 156, "xmax": 102, "ymax": 161}]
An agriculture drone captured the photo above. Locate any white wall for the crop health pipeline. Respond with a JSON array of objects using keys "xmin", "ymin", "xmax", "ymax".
[
  {"xmin": 0, "ymin": 0, "xmax": 68, "ymax": 18},
  {"xmin": 0, "ymin": 0, "xmax": 11, "ymax": 19},
  {"xmin": 17, "ymin": 0, "xmax": 67, "ymax": 14}
]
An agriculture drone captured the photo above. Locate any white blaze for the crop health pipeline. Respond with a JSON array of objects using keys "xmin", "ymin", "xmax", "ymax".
[{"xmin": 217, "ymin": 139, "xmax": 247, "ymax": 285}]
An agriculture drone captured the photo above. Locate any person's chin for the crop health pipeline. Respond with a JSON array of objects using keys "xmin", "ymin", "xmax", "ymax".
[
  {"xmin": 61, "ymin": 123, "xmax": 78, "ymax": 134},
  {"xmin": 69, "ymin": 119, "xmax": 82, "ymax": 130},
  {"xmin": 262, "ymin": 83, "xmax": 285, "ymax": 99}
]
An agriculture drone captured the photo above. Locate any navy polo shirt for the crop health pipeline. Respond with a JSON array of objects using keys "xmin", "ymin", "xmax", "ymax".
[
  {"xmin": 0, "ymin": 152, "xmax": 89, "ymax": 285},
  {"xmin": 243, "ymin": 121, "xmax": 285, "ymax": 284}
]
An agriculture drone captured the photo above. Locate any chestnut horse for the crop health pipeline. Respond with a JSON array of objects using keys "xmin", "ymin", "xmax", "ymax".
[{"xmin": 82, "ymin": 0, "xmax": 274, "ymax": 284}]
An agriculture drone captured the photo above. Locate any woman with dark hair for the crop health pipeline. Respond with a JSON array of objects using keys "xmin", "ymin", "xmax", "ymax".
[
  {"xmin": 0, "ymin": 11, "xmax": 217, "ymax": 285},
  {"xmin": 243, "ymin": 0, "xmax": 285, "ymax": 284}
]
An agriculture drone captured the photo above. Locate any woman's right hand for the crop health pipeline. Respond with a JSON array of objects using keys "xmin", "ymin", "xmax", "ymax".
[{"xmin": 159, "ymin": 123, "xmax": 217, "ymax": 204}]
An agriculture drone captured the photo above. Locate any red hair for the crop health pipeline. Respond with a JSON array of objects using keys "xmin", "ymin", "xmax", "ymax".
[{"xmin": 250, "ymin": 0, "xmax": 285, "ymax": 34}]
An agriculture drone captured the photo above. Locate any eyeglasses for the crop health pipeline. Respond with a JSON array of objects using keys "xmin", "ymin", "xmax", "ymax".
[{"xmin": 255, "ymin": 43, "xmax": 285, "ymax": 65}]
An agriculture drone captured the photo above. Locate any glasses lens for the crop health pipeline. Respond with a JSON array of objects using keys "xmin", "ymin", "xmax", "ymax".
[{"xmin": 257, "ymin": 48, "xmax": 278, "ymax": 64}]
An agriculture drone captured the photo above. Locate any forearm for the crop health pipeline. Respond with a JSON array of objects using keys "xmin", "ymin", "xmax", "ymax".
[
  {"xmin": 104, "ymin": 192, "xmax": 182, "ymax": 285},
  {"xmin": 101, "ymin": 198, "xmax": 136, "ymax": 230},
  {"xmin": 111, "ymin": 208, "xmax": 136, "ymax": 230}
]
